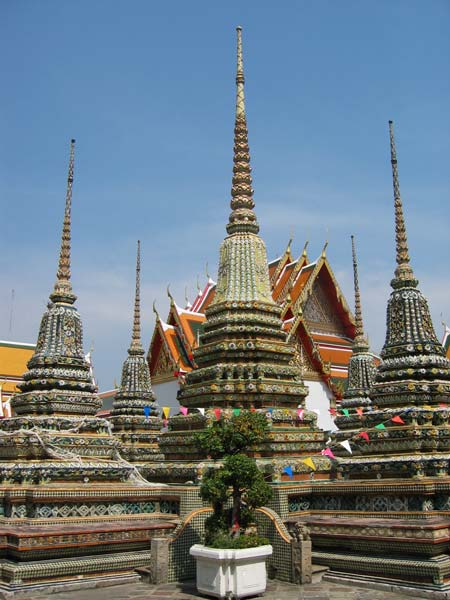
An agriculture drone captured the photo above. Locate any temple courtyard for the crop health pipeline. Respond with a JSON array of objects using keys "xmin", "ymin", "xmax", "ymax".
[{"xmin": 4, "ymin": 579, "xmax": 415, "ymax": 600}]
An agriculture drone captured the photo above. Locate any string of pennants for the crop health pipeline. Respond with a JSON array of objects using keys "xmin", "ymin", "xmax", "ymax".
[{"xmin": 142, "ymin": 402, "xmax": 448, "ymax": 477}]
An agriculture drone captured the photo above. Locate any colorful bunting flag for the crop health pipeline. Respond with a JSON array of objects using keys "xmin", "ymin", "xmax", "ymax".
[
  {"xmin": 163, "ymin": 418, "xmax": 168, "ymax": 427},
  {"xmin": 339, "ymin": 440, "xmax": 352, "ymax": 454},
  {"xmin": 143, "ymin": 406, "xmax": 151, "ymax": 418},
  {"xmin": 197, "ymin": 408, "xmax": 205, "ymax": 416},
  {"xmin": 329, "ymin": 408, "xmax": 337, "ymax": 416},
  {"xmin": 375, "ymin": 423, "xmax": 386, "ymax": 430},
  {"xmin": 356, "ymin": 407, "xmax": 364, "ymax": 417},
  {"xmin": 342, "ymin": 408, "xmax": 350, "ymax": 417},
  {"xmin": 391, "ymin": 415, "xmax": 404, "ymax": 424},
  {"xmin": 297, "ymin": 408, "xmax": 304, "ymax": 421},
  {"xmin": 162, "ymin": 406, "xmax": 171, "ymax": 419},
  {"xmin": 233, "ymin": 408, "xmax": 241, "ymax": 416},
  {"xmin": 358, "ymin": 431, "xmax": 370, "ymax": 442},
  {"xmin": 214, "ymin": 408, "xmax": 222, "ymax": 420},
  {"xmin": 283, "ymin": 466, "xmax": 294, "ymax": 479},
  {"xmin": 267, "ymin": 407, "xmax": 273, "ymax": 414},
  {"xmin": 302, "ymin": 457, "xmax": 316, "ymax": 471},
  {"xmin": 321, "ymin": 448, "xmax": 336, "ymax": 459},
  {"xmin": 180, "ymin": 406, "xmax": 188, "ymax": 416}
]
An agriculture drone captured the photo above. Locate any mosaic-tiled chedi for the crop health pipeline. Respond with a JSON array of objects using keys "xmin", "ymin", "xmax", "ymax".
[
  {"xmin": 0, "ymin": 140, "xmax": 133, "ymax": 485},
  {"xmin": 335, "ymin": 121, "xmax": 450, "ymax": 478},
  {"xmin": 0, "ymin": 141, "xmax": 178, "ymax": 592},
  {"xmin": 110, "ymin": 241, "xmax": 163, "ymax": 461},
  {"xmin": 334, "ymin": 235, "xmax": 377, "ymax": 434},
  {"xmin": 160, "ymin": 28, "xmax": 329, "ymax": 476},
  {"xmin": 289, "ymin": 124, "xmax": 450, "ymax": 593}
]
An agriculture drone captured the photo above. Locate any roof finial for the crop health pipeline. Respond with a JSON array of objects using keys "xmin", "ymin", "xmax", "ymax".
[
  {"xmin": 227, "ymin": 27, "xmax": 259, "ymax": 236},
  {"xmin": 321, "ymin": 240, "xmax": 328, "ymax": 258},
  {"xmin": 152, "ymin": 300, "xmax": 160, "ymax": 320},
  {"xmin": 302, "ymin": 240, "xmax": 309, "ymax": 258},
  {"xmin": 167, "ymin": 284, "xmax": 174, "ymax": 303},
  {"xmin": 129, "ymin": 240, "xmax": 143, "ymax": 353},
  {"xmin": 351, "ymin": 235, "xmax": 367, "ymax": 348},
  {"xmin": 389, "ymin": 120, "xmax": 416, "ymax": 287},
  {"xmin": 50, "ymin": 139, "xmax": 77, "ymax": 304}
]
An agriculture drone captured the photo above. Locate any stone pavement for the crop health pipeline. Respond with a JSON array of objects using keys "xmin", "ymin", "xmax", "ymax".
[{"xmin": 35, "ymin": 579, "xmax": 415, "ymax": 600}]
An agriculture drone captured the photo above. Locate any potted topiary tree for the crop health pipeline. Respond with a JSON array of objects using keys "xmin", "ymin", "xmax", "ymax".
[{"xmin": 190, "ymin": 411, "xmax": 273, "ymax": 599}]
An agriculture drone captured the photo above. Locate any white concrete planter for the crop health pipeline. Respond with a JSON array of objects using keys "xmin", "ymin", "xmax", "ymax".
[{"xmin": 189, "ymin": 543, "xmax": 272, "ymax": 599}]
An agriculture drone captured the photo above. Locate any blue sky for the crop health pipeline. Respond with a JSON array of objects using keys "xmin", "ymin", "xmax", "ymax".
[{"xmin": 1, "ymin": 1, "xmax": 449, "ymax": 391}]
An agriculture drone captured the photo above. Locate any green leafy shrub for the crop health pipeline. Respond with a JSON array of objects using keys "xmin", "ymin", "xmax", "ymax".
[{"xmin": 196, "ymin": 412, "xmax": 272, "ymax": 548}]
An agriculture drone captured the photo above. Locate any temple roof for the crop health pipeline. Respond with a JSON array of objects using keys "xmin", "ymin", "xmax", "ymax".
[{"xmin": 0, "ymin": 341, "xmax": 36, "ymax": 396}]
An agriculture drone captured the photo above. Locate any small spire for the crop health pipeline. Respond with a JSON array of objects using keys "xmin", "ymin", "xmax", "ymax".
[
  {"xmin": 130, "ymin": 240, "xmax": 143, "ymax": 353},
  {"xmin": 152, "ymin": 300, "xmax": 160, "ymax": 321},
  {"xmin": 50, "ymin": 139, "xmax": 77, "ymax": 304},
  {"xmin": 321, "ymin": 240, "xmax": 328, "ymax": 258},
  {"xmin": 167, "ymin": 284, "xmax": 174, "ymax": 304},
  {"xmin": 388, "ymin": 120, "xmax": 416, "ymax": 287},
  {"xmin": 287, "ymin": 234, "xmax": 293, "ymax": 254},
  {"xmin": 227, "ymin": 26, "xmax": 259, "ymax": 236},
  {"xmin": 351, "ymin": 235, "xmax": 367, "ymax": 349},
  {"xmin": 302, "ymin": 240, "xmax": 309, "ymax": 257}
]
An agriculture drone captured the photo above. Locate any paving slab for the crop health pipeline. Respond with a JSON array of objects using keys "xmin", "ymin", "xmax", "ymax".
[{"xmin": 35, "ymin": 578, "xmax": 415, "ymax": 600}]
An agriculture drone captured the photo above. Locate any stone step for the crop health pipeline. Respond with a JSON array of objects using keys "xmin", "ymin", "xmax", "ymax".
[{"xmin": 311, "ymin": 563, "xmax": 329, "ymax": 583}]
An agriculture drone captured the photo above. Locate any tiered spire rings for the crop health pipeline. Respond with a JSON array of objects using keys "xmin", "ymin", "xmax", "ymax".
[
  {"xmin": 50, "ymin": 139, "xmax": 77, "ymax": 304},
  {"xmin": 227, "ymin": 26, "xmax": 259, "ymax": 236},
  {"xmin": 389, "ymin": 120, "xmax": 417, "ymax": 288}
]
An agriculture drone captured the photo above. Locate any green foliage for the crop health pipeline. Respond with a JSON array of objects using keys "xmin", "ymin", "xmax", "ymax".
[
  {"xmin": 197, "ymin": 412, "xmax": 273, "ymax": 548},
  {"xmin": 195, "ymin": 412, "xmax": 268, "ymax": 458},
  {"xmin": 207, "ymin": 533, "xmax": 270, "ymax": 549}
]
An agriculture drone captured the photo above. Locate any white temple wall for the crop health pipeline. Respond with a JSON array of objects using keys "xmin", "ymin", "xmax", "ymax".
[
  {"xmin": 153, "ymin": 380, "xmax": 180, "ymax": 416},
  {"xmin": 304, "ymin": 379, "xmax": 336, "ymax": 432}
]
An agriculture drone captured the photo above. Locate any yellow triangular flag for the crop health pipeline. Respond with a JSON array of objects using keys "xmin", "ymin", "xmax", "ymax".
[
  {"xmin": 162, "ymin": 406, "xmax": 171, "ymax": 419},
  {"xmin": 302, "ymin": 457, "xmax": 316, "ymax": 471}
]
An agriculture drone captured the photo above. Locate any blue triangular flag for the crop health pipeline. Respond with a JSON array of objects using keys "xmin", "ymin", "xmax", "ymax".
[{"xmin": 283, "ymin": 466, "xmax": 294, "ymax": 479}]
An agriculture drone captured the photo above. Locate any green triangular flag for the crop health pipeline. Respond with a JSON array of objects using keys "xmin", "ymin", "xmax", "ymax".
[
  {"xmin": 233, "ymin": 408, "xmax": 241, "ymax": 416},
  {"xmin": 342, "ymin": 408, "xmax": 350, "ymax": 417},
  {"xmin": 375, "ymin": 423, "xmax": 386, "ymax": 430}
]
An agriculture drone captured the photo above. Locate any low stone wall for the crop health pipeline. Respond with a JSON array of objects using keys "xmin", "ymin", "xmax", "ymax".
[{"xmin": 153, "ymin": 505, "xmax": 311, "ymax": 585}]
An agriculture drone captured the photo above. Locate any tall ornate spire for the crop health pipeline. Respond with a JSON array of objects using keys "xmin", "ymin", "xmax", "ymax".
[
  {"xmin": 130, "ymin": 240, "xmax": 143, "ymax": 354},
  {"xmin": 50, "ymin": 139, "xmax": 77, "ymax": 304},
  {"xmin": 13, "ymin": 139, "xmax": 100, "ymax": 416},
  {"xmin": 367, "ymin": 122, "xmax": 450, "ymax": 410},
  {"xmin": 227, "ymin": 26, "xmax": 259, "ymax": 236},
  {"xmin": 112, "ymin": 242, "xmax": 158, "ymax": 417},
  {"xmin": 351, "ymin": 235, "xmax": 368, "ymax": 350},
  {"xmin": 176, "ymin": 25, "xmax": 308, "ymax": 415},
  {"xmin": 389, "ymin": 121, "xmax": 417, "ymax": 288},
  {"xmin": 335, "ymin": 237, "xmax": 375, "ymax": 428}
]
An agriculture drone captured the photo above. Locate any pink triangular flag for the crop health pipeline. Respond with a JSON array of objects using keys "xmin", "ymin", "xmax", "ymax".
[
  {"xmin": 297, "ymin": 408, "xmax": 304, "ymax": 421},
  {"xmin": 321, "ymin": 447, "xmax": 336, "ymax": 459},
  {"xmin": 356, "ymin": 407, "xmax": 363, "ymax": 417},
  {"xmin": 358, "ymin": 431, "xmax": 369, "ymax": 442},
  {"xmin": 180, "ymin": 406, "xmax": 188, "ymax": 416}
]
